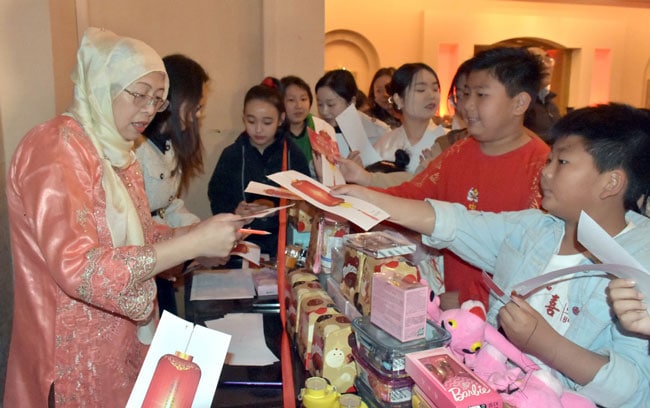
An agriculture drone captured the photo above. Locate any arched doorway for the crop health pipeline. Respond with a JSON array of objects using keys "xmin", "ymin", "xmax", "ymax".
[{"xmin": 324, "ymin": 30, "xmax": 381, "ymax": 95}]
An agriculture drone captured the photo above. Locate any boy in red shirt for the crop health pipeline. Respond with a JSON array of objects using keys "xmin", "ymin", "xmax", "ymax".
[{"xmin": 339, "ymin": 47, "xmax": 549, "ymax": 309}]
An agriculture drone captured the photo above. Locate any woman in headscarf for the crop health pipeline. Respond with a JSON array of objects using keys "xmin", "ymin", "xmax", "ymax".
[{"xmin": 4, "ymin": 28, "xmax": 243, "ymax": 407}]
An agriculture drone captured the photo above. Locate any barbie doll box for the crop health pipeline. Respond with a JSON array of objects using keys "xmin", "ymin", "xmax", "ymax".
[
  {"xmin": 370, "ymin": 272, "xmax": 428, "ymax": 342},
  {"xmin": 405, "ymin": 348, "xmax": 502, "ymax": 408}
]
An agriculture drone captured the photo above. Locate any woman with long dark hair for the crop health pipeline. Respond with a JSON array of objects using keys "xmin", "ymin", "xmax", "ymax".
[{"xmin": 137, "ymin": 54, "xmax": 210, "ymax": 314}]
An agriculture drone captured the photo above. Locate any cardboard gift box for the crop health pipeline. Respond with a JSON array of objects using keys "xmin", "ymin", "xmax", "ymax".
[
  {"xmin": 297, "ymin": 293, "xmax": 338, "ymax": 369},
  {"xmin": 370, "ymin": 272, "xmax": 428, "ymax": 342},
  {"xmin": 339, "ymin": 231, "xmax": 417, "ymax": 315},
  {"xmin": 405, "ymin": 348, "xmax": 502, "ymax": 408},
  {"xmin": 309, "ymin": 313, "xmax": 356, "ymax": 393},
  {"xmin": 287, "ymin": 279, "xmax": 323, "ymax": 336},
  {"xmin": 284, "ymin": 269, "xmax": 319, "ymax": 322}
]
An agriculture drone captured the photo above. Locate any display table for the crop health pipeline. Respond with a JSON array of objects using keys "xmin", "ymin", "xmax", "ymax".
[{"xmin": 184, "ymin": 273, "xmax": 306, "ymax": 408}]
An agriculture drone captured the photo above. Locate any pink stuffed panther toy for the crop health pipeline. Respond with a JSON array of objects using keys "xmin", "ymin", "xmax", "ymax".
[{"xmin": 427, "ymin": 292, "xmax": 595, "ymax": 408}]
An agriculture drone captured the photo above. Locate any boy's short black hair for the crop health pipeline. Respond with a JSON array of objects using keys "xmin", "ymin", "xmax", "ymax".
[
  {"xmin": 550, "ymin": 103, "xmax": 650, "ymax": 213},
  {"xmin": 468, "ymin": 46, "xmax": 543, "ymax": 103}
]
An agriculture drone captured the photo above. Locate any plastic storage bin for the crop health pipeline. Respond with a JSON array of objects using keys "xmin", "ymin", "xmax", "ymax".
[
  {"xmin": 351, "ymin": 316, "xmax": 450, "ymax": 378},
  {"xmin": 354, "ymin": 377, "xmax": 412, "ymax": 408},
  {"xmin": 351, "ymin": 340, "xmax": 414, "ymax": 405}
]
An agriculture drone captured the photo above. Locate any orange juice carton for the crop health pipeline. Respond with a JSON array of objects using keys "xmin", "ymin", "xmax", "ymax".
[
  {"xmin": 405, "ymin": 348, "xmax": 502, "ymax": 408},
  {"xmin": 339, "ymin": 231, "xmax": 417, "ymax": 315},
  {"xmin": 310, "ymin": 313, "xmax": 356, "ymax": 394},
  {"xmin": 370, "ymin": 272, "xmax": 428, "ymax": 342}
]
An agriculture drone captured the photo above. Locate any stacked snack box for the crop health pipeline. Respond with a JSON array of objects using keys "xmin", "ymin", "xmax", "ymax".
[
  {"xmin": 285, "ymin": 266, "xmax": 358, "ymax": 392},
  {"xmin": 285, "ymin": 273, "xmax": 323, "ymax": 338},
  {"xmin": 370, "ymin": 273, "xmax": 428, "ymax": 342},
  {"xmin": 350, "ymin": 316, "xmax": 450, "ymax": 407},
  {"xmin": 297, "ymin": 295, "xmax": 339, "ymax": 370},
  {"xmin": 310, "ymin": 313, "xmax": 357, "ymax": 393},
  {"xmin": 339, "ymin": 231, "xmax": 418, "ymax": 315}
]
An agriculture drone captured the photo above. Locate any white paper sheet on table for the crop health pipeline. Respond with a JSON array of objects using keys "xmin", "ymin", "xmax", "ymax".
[
  {"xmin": 336, "ymin": 104, "xmax": 382, "ymax": 166},
  {"xmin": 190, "ymin": 269, "xmax": 255, "ymax": 301},
  {"xmin": 205, "ymin": 313, "xmax": 279, "ymax": 366}
]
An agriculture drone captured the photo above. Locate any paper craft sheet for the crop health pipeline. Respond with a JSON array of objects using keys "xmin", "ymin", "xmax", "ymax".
[
  {"xmin": 267, "ymin": 170, "xmax": 388, "ymax": 231},
  {"xmin": 244, "ymin": 181, "xmax": 302, "ymax": 201},
  {"xmin": 306, "ymin": 127, "xmax": 345, "ymax": 186},
  {"xmin": 190, "ymin": 269, "xmax": 255, "ymax": 301},
  {"xmin": 335, "ymin": 104, "xmax": 382, "ymax": 166},
  {"xmin": 230, "ymin": 241, "xmax": 261, "ymax": 265},
  {"xmin": 503, "ymin": 212, "xmax": 650, "ymax": 313},
  {"xmin": 232, "ymin": 204, "xmax": 294, "ymax": 221},
  {"xmin": 126, "ymin": 311, "xmax": 231, "ymax": 408},
  {"xmin": 205, "ymin": 313, "xmax": 279, "ymax": 366},
  {"xmin": 577, "ymin": 211, "xmax": 650, "ymax": 311}
]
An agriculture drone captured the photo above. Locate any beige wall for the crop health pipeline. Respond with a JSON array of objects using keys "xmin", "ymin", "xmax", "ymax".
[
  {"xmin": 82, "ymin": 0, "xmax": 325, "ymax": 219},
  {"xmin": 325, "ymin": 0, "xmax": 650, "ymax": 111},
  {"xmin": 1, "ymin": 0, "xmax": 57, "ymax": 400}
]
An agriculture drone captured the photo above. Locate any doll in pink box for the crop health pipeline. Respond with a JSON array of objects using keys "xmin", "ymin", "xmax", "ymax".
[{"xmin": 428, "ymin": 297, "xmax": 595, "ymax": 408}]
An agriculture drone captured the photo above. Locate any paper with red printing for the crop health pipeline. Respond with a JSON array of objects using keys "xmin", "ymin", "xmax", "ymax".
[
  {"xmin": 267, "ymin": 170, "xmax": 388, "ymax": 231},
  {"xmin": 244, "ymin": 181, "xmax": 302, "ymax": 201},
  {"xmin": 307, "ymin": 127, "xmax": 345, "ymax": 186}
]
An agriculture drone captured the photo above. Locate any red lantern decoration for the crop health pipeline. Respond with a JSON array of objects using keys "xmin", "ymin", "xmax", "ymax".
[{"xmin": 142, "ymin": 351, "xmax": 201, "ymax": 408}]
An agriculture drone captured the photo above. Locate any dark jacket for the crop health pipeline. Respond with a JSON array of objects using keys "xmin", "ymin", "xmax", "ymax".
[{"xmin": 207, "ymin": 130, "xmax": 310, "ymax": 255}]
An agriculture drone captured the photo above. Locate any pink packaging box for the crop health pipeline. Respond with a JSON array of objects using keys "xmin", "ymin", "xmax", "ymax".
[
  {"xmin": 405, "ymin": 348, "xmax": 502, "ymax": 408},
  {"xmin": 370, "ymin": 273, "xmax": 427, "ymax": 342}
]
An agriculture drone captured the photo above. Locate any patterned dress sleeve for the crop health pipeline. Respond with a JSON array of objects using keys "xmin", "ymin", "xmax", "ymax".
[{"xmin": 11, "ymin": 120, "xmax": 157, "ymax": 321}]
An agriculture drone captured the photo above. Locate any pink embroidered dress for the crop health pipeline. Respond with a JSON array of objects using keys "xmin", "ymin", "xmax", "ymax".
[{"xmin": 5, "ymin": 28, "xmax": 171, "ymax": 407}]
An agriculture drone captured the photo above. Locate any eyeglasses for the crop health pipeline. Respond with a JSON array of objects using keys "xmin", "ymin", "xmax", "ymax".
[{"xmin": 123, "ymin": 89, "xmax": 170, "ymax": 112}]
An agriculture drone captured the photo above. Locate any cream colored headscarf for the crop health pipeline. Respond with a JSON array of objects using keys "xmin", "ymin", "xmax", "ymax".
[{"xmin": 66, "ymin": 27, "xmax": 168, "ymax": 248}]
